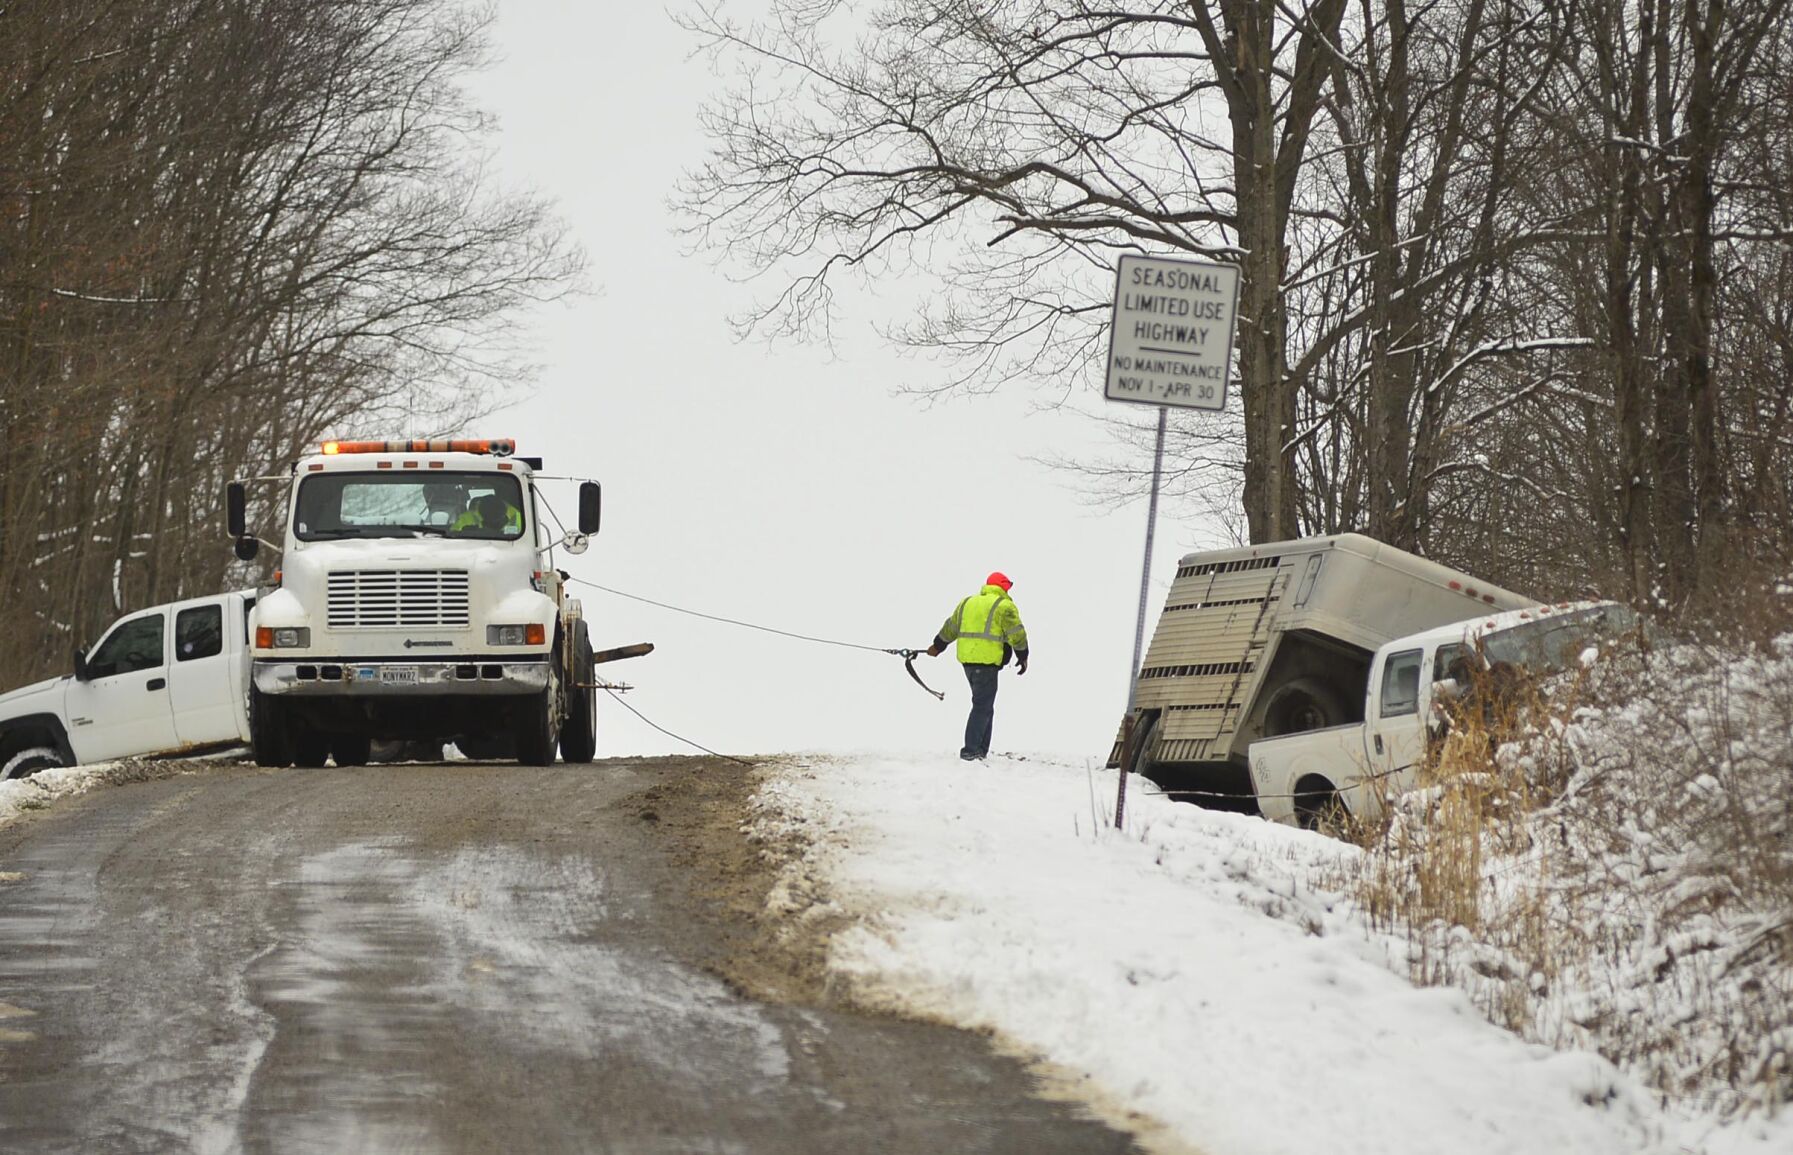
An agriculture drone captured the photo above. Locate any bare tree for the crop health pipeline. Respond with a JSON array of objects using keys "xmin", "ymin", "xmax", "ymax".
[
  {"xmin": 1519, "ymin": 0, "xmax": 1793, "ymax": 605},
  {"xmin": 0, "ymin": 0, "xmax": 581, "ymax": 687},
  {"xmin": 679, "ymin": 0, "xmax": 1351, "ymax": 542}
]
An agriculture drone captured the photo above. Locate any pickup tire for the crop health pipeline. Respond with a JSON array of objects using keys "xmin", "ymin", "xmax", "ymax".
[
  {"xmin": 2, "ymin": 746, "xmax": 66, "ymax": 781},
  {"xmin": 249, "ymin": 687, "xmax": 292, "ymax": 768},
  {"xmin": 1262, "ymin": 678, "xmax": 1347, "ymax": 736},
  {"xmin": 514, "ymin": 683, "xmax": 560, "ymax": 767},
  {"xmin": 559, "ymin": 623, "xmax": 597, "ymax": 765},
  {"xmin": 1293, "ymin": 774, "xmax": 1348, "ymax": 834}
]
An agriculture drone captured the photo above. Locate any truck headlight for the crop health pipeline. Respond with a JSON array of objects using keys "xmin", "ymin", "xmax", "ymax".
[
  {"xmin": 488, "ymin": 624, "xmax": 546, "ymax": 646},
  {"xmin": 255, "ymin": 627, "xmax": 310, "ymax": 648}
]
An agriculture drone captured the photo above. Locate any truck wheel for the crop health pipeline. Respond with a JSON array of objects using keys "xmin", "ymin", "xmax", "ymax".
[
  {"xmin": 290, "ymin": 727, "xmax": 329, "ymax": 769},
  {"xmin": 249, "ymin": 687, "xmax": 292, "ymax": 768},
  {"xmin": 514, "ymin": 685, "xmax": 559, "ymax": 766},
  {"xmin": 332, "ymin": 736, "xmax": 371, "ymax": 767},
  {"xmin": 2, "ymin": 746, "xmax": 66, "ymax": 781},
  {"xmin": 1263, "ymin": 678, "xmax": 1347, "ymax": 736},
  {"xmin": 1293, "ymin": 775, "xmax": 1347, "ymax": 834},
  {"xmin": 559, "ymin": 624, "xmax": 597, "ymax": 764}
]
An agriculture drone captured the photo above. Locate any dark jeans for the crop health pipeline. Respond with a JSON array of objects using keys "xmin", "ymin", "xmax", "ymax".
[{"xmin": 961, "ymin": 662, "xmax": 1000, "ymax": 759}]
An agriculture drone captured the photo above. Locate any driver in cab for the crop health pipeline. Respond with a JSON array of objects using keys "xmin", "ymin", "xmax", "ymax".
[{"xmin": 451, "ymin": 492, "xmax": 522, "ymax": 536}]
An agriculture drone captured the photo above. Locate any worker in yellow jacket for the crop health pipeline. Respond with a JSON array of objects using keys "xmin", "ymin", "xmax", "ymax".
[{"xmin": 926, "ymin": 572, "xmax": 1029, "ymax": 761}]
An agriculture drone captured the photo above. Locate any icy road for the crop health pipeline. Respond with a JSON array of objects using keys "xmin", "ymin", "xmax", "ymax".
[{"xmin": 0, "ymin": 758, "xmax": 1138, "ymax": 1154}]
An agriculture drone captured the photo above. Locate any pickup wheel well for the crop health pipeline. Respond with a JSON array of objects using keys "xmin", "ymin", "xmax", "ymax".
[
  {"xmin": 0, "ymin": 715, "xmax": 74, "ymax": 769},
  {"xmin": 1292, "ymin": 774, "xmax": 1345, "ymax": 832}
]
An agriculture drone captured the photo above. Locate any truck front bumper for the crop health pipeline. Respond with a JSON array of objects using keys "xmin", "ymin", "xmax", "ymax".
[{"xmin": 253, "ymin": 657, "xmax": 549, "ymax": 697}]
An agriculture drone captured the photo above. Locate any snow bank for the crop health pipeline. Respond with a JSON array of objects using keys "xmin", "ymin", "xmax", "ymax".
[
  {"xmin": 0, "ymin": 763, "xmax": 117, "ymax": 828},
  {"xmin": 1352, "ymin": 632, "xmax": 1793, "ymax": 1141},
  {"xmin": 753, "ymin": 753, "xmax": 1713, "ymax": 1155}
]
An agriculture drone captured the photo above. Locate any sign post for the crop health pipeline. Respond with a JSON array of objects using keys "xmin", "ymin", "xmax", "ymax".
[{"xmin": 1104, "ymin": 254, "xmax": 1240, "ymax": 830}]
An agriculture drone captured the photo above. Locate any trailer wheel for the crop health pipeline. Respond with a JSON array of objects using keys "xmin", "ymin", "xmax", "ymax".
[
  {"xmin": 2, "ymin": 746, "xmax": 66, "ymax": 781},
  {"xmin": 514, "ymin": 679, "xmax": 560, "ymax": 767},
  {"xmin": 1263, "ymin": 678, "xmax": 1347, "ymax": 736},
  {"xmin": 1293, "ymin": 774, "xmax": 1348, "ymax": 834},
  {"xmin": 559, "ymin": 623, "xmax": 597, "ymax": 765},
  {"xmin": 249, "ymin": 687, "xmax": 292, "ymax": 767}
]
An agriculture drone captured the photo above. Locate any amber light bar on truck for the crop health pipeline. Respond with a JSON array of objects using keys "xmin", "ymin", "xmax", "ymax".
[{"xmin": 321, "ymin": 438, "xmax": 515, "ymax": 457}]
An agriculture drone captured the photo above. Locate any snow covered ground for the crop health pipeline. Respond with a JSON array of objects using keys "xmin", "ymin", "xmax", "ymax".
[
  {"xmin": 0, "ymin": 762, "xmax": 117, "ymax": 829},
  {"xmin": 752, "ymin": 752, "xmax": 1793, "ymax": 1155}
]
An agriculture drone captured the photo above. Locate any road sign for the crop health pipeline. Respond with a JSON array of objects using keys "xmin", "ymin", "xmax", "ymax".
[
  {"xmin": 1106, "ymin": 253, "xmax": 1241, "ymax": 828},
  {"xmin": 1104, "ymin": 254, "xmax": 1241, "ymax": 411}
]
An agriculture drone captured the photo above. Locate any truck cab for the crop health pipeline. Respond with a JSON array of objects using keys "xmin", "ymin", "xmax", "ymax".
[
  {"xmin": 0, "ymin": 591, "xmax": 256, "ymax": 778},
  {"xmin": 231, "ymin": 438, "xmax": 603, "ymax": 768}
]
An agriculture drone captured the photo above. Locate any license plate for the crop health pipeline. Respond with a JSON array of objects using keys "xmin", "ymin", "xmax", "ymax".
[{"xmin": 377, "ymin": 666, "xmax": 420, "ymax": 685}]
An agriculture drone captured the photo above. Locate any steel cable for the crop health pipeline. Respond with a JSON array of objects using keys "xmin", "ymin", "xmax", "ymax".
[
  {"xmin": 595, "ymin": 684, "xmax": 757, "ymax": 767},
  {"xmin": 566, "ymin": 576, "xmax": 901, "ymax": 654}
]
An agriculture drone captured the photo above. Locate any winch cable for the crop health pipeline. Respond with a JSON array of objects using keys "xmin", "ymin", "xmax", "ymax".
[
  {"xmin": 564, "ymin": 576, "xmax": 946, "ymax": 700},
  {"xmin": 595, "ymin": 684, "xmax": 757, "ymax": 767}
]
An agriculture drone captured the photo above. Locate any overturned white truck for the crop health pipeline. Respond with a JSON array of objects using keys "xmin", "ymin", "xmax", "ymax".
[{"xmin": 1113, "ymin": 534, "xmax": 1530, "ymax": 808}]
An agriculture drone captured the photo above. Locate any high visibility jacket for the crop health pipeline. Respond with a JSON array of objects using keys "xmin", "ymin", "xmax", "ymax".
[
  {"xmin": 451, "ymin": 503, "xmax": 523, "ymax": 533},
  {"xmin": 939, "ymin": 584, "xmax": 1028, "ymax": 666}
]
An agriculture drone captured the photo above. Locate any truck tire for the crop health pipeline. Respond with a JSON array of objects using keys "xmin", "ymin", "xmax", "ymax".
[
  {"xmin": 332, "ymin": 735, "xmax": 371, "ymax": 767},
  {"xmin": 559, "ymin": 623, "xmax": 597, "ymax": 765},
  {"xmin": 2, "ymin": 746, "xmax": 66, "ymax": 781},
  {"xmin": 1293, "ymin": 774, "xmax": 1347, "ymax": 833},
  {"xmin": 514, "ymin": 685, "xmax": 559, "ymax": 766},
  {"xmin": 1262, "ymin": 678, "xmax": 1347, "ymax": 737},
  {"xmin": 249, "ymin": 687, "xmax": 292, "ymax": 768}
]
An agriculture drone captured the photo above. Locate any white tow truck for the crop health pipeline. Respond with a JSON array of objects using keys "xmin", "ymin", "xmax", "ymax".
[
  {"xmin": 0, "ymin": 590, "xmax": 258, "ymax": 779},
  {"xmin": 227, "ymin": 437, "xmax": 622, "ymax": 768},
  {"xmin": 1249, "ymin": 601, "xmax": 1635, "ymax": 827}
]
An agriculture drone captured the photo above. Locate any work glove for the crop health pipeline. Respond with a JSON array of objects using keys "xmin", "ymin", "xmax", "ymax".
[
  {"xmin": 925, "ymin": 642, "xmax": 944, "ymax": 657},
  {"xmin": 1016, "ymin": 656, "xmax": 1029, "ymax": 676}
]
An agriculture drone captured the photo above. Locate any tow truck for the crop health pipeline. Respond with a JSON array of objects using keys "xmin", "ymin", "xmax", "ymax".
[{"xmin": 227, "ymin": 437, "xmax": 636, "ymax": 767}]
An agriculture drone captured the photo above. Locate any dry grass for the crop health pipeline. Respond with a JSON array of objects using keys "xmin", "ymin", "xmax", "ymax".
[{"xmin": 1332, "ymin": 614, "xmax": 1793, "ymax": 1120}]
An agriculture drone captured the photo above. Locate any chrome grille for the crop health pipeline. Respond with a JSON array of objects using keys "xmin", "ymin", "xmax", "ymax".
[{"xmin": 326, "ymin": 570, "xmax": 471, "ymax": 629}]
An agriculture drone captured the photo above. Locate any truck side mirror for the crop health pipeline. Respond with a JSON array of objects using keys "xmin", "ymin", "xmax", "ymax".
[
  {"xmin": 578, "ymin": 482, "xmax": 602, "ymax": 535},
  {"xmin": 226, "ymin": 482, "xmax": 247, "ymax": 538},
  {"xmin": 72, "ymin": 645, "xmax": 90, "ymax": 683},
  {"xmin": 234, "ymin": 536, "xmax": 261, "ymax": 562}
]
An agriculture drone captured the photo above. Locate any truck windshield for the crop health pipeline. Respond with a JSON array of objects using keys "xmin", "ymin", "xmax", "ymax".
[
  {"xmin": 1479, "ymin": 604, "xmax": 1638, "ymax": 673},
  {"xmin": 294, "ymin": 472, "xmax": 526, "ymax": 542}
]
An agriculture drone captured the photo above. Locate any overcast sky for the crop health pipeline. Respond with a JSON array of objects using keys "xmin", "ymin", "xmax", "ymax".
[{"xmin": 470, "ymin": 2, "xmax": 1227, "ymax": 759}]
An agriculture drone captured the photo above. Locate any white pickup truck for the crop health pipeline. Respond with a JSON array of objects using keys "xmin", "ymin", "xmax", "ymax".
[
  {"xmin": 1249, "ymin": 601, "xmax": 1634, "ymax": 827},
  {"xmin": 0, "ymin": 590, "xmax": 258, "ymax": 779},
  {"xmin": 1116, "ymin": 534, "xmax": 1532, "ymax": 805}
]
